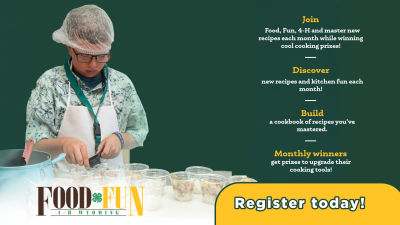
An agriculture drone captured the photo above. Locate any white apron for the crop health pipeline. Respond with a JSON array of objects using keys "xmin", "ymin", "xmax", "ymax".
[{"xmin": 53, "ymin": 80, "xmax": 123, "ymax": 178}]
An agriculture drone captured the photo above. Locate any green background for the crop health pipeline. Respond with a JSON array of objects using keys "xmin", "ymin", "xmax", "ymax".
[{"xmin": 0, "ymin": 1, "xmax": 398, "ymax": 190}]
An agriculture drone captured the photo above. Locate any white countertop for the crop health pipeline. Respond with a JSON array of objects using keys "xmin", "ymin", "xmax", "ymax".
[{"xmin": 46, "ymin": 178, "xmax": 215, "ymax": 225}]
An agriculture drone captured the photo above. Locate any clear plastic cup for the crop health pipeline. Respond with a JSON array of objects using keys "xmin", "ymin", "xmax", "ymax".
[
  {"xmin": 122, "ymin": 163, "xmax": 149, "ymax": 186},
  {"xmin": 135, "ymin": 179, "xmax": 165, "ymax": 211},
  {"xmin": 199, "ymin": 174, "xmax": 227, "ymax": 205},
  {"xmin": 169, "ymin": 172, "xmax": 195, "ymax": 202},
  {"xmin": 141, "ymin": 169, "xmax": 170, "ymax": 195},
  {"xmin": 104, "ymin": 169, "xmax": 132, "ymax": 186},
  {"xmin": 104, "ymin": 169, "xmax": 132, "ymax": 204},
  {"xmin": 83, "ymin": 176, "xmax": 114, "ymax": 196},
  {"xmin": 185, "ymin": 166, "xmax": 213, "ymax": 195},
  {"xmin": 93, "ymin": 163, "xmax": 121, "ymax": 176},
  {"xmin": 228, "ymin": 176, "xmax": 257, "ymax": 184},
  {"xmin": 68, "ymin": 168, "xmax": 95, "ymax": 187}
]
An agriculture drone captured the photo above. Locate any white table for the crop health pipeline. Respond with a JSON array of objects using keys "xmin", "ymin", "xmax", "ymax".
[{"xmin": 46, "ymin": 178, "xmax": 215, "ymax": 225}]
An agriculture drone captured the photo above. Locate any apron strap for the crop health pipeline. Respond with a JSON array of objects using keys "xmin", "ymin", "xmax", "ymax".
[
  {"xmin": 67, "ymin": 60, "xmax": 111, "ymax": 108},
  {"xmin": 68, "ymin": 78, "xmax": 114, "ymax": 108}
]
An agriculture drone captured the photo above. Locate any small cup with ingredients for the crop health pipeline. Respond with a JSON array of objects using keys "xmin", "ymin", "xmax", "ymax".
[
  {"xmin": 185, "ymin": 166, "xmax": 213, "ymax": 195},
  {"xmin": 68, "ymin": 168, "xmax": 95, "ymax": 187},
  {"xmin": 93, "ymin": 163, "xmax": 121, "ymax": 176},
  {"xmin": 141, "ymin": 169, "xmax": 170, "ymax": 195},
  {"xmin": 104, "ymin": 169, "xmax": 132, "ymax": 186},
  {"xmin": 169, "ymin": 172, "xmax": 195, "ymax": 202},
  {"xmin": 135, "ymin": 179, "xmax": 165, "ymax": 211},
  {"xmin": 199, "ymin": 174, "xmax": 227, "ymax": 205},
  {"xmin": 83, "ymin": 176, "xmax": 114, "ymax": 194},
  {"xmin": 122, "ymin": 163, "xmax": 149, "ymax": 186}
]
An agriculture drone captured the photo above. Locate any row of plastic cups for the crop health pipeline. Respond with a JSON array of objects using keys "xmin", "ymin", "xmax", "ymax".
[
  {"xmin": 76, "ymin": 169, "xmax": 134, "ymax": 193},
  {"xmin": 77, "ymin": 176, "xmax": 168, "ymax": 212},
  {"xmin": 99, "ymin": 164, "xmax": 170, "ymax": 190},
  {"xmin": 68, "ymin": 163, "xmax": 123, "ymax": 187},
  {"xmin": 68, "ymin": 164, "xmax": 170, "ymax": 211},
  {"xmin": 69, "ymin": 167, "xmax": 170, "ymax": 189},
  {"xmin": 169, "ymin": 172, "xmax": 228, "ymax": 205},
  {"xmin": 131, "ymin": 172, "xmax": 227, "ymax": 211},
  {"xmin": 71, "ymin": 173, "xmax": 257, "ymax": 210},
  {"xmin": 69, "ymin": 164, "xmax": 208, "ymax": 191},
  {"xmin": 70, "ymin": 164, "xmax": 256, "ymax": 188},
  {"xmin": 81, "ymin": 173, "xmax": 136, "ymax": 208},
  {"xmin": 81, "ymin": 172, "xmax": 163, "ymax": 194},
  {"xmin": 68, "ymin": 163, "xmax": 151, "ymax": 187},
  {"xmin": 77, "ymin": 169, "xmax": 167, "ymax": 207},
  {"xmin": 168, "ymin": 172, "xmax": 258, "ymax": 205},
  {"xmin": 184, "ymin": 167, "xmax": 257, "ymax": 190},
  {"xmin": 98, "ymin": 163, "xmax": 153, "ymax": 187}
]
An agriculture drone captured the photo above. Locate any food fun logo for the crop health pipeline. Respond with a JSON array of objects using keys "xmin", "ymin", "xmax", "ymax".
[{"xmin": 37, "ymin": 186, "xmax": 144, "ymax": 216}]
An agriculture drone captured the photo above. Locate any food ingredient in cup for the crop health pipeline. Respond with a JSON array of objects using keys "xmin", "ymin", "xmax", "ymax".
[
  {"xmin": 173, "ymin": 189, "xmax": 193, "ymax": 202},
  {"xmin": 228, "ymin": 175, "xmax": 257, "ymax": 183},
  {"xmin": 234, "ymin": 177, "xmax": 254, "ymax": 182},
  {"xmin": 201, "ymin": 180, "xmax": 223, "ymax": 204},
  {"xmin": 104, "ymin": 169, "xmax": 132, "ymax": 187},
  {"xmin": 193, "ymin": 179, "xmax": 202, "ymax": 194},
  {"xmin": 122, "ymin": 163, "xmax": 149, "ymax": 185},
  {"xmin": 171, "ymin": 175, "xmax": 194, "ymax": 202},
  {"xmin": 93, "ymin": 163, "xmax": 121, "ymax": 176},
  {"xmin": 129, "ymin": 171, "xmax": 142, "ymax": 185}
]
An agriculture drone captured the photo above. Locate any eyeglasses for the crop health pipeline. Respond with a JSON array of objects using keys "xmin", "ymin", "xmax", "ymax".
[{"xmin": 72, "ymin": 48, "xmax": 112, "ymax": 63}]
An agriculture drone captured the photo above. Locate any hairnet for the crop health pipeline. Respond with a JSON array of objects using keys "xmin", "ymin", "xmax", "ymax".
[{"xmin": 53, "ymin": 5, "xmax": 114, "ymax": 55}]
